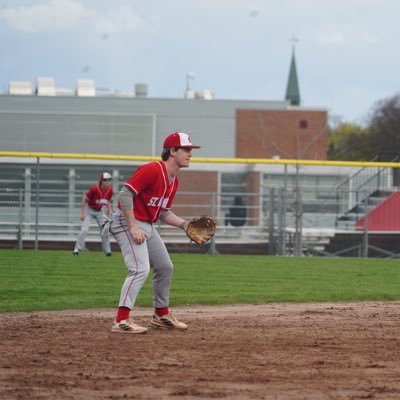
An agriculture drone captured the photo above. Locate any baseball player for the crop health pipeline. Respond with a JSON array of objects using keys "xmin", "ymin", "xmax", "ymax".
[
  {"xmin": 109, "ymin": 132, "xmax": 201, "ymax": 334},
  {"xmin": 73, "ymin": 172, "xmax": 114, "ymax": 256}
]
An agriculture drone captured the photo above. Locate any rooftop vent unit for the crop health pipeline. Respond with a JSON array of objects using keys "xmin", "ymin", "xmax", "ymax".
[
  {"xmin": 184, "ymin": 90, "xmax": 196, "ymax": 99},
  {"xmin": 195, "ymin": 90, "xmax": 214, "ymax": 100},
  {"xmin": 76, "ymin": 79, "xmax": 95, "ymax": 96},
  {"xmin": 36, "ymin": 77, "xmax": 56, "ymax": 96},
  {"xmin": 8, "ymin": 81, "xmax": 33, "ymax": 95},
  {"xmin": 135, "ymin": 83, "xmax": 148, "ymax": 97}
]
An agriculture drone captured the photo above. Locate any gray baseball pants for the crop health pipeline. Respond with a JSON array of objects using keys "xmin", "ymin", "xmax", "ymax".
[
  {"xmin": 110, "ymin": 209, "xmax": 173, "ymax": 310},
  {"xmin": 74, "ymin": 206, "xmax": 111, "ymax": 254}
]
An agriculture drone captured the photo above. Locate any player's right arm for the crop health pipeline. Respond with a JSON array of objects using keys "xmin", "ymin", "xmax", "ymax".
[{"xmin": 119, "ymin": 186, "xmax": 147, "ymax": 244}]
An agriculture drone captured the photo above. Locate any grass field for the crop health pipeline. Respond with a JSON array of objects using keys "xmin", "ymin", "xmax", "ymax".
[{"xmin": 0, "ymin": 249, "xmax": 399, "ymax": 312}]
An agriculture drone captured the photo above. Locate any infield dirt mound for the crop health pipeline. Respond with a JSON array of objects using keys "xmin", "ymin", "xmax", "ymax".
[{"xmin": 1, "ymin": 302, "xmax": 399, "ymax": 400}]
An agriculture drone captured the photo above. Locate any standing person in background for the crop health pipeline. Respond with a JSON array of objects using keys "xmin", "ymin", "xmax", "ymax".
[
  {"xmin": 108, "ymin": 132, "xmax": 201, "ymax": 334},
  {"xmin": 73, "ymin": 172, "xmax": 114, "ymax": 257}
]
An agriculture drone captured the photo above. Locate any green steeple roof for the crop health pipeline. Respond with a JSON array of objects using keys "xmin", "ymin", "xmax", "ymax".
[{"xmin": 285, "ymin": 46, "xmax": 301, "ymax": 106}]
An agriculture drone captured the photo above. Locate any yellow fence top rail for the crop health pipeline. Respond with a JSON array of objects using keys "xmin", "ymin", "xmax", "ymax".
[{"xmin": 1, "ymin": 151, "xmax": 400, "ymax": 168}]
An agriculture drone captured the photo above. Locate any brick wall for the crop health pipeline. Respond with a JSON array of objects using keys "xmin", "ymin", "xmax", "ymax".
[
  {"xmin": 172, "ymin": 170, "xmax": 218, "ymax": 218},
  {"xmin": 236, "ymin": 109, "xmax": 328, "ymax": 160}
]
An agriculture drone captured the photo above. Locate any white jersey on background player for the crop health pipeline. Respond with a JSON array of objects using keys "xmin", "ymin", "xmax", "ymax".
[{"xmin": 109, "ymin": 132, "xmax": 201, "ymax": 334}]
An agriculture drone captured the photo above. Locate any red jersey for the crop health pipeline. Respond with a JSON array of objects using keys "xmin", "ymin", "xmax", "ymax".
[
  {"xmin": 86, "ymin": 185, "xmax": 113, "ymax": 211},
  {"xmin": 119, "ymin": 161, "xmax": 178, "ymax": 223}
]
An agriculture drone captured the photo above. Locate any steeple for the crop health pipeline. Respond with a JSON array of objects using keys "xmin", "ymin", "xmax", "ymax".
[{"xmin": 285, "ymin": 42, "xmax": 301, "ymax": 106}]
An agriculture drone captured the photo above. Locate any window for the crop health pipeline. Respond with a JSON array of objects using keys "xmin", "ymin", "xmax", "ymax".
[{"xmin": 299, "ymin": 120, "xmax": 308, "ymax": 129}]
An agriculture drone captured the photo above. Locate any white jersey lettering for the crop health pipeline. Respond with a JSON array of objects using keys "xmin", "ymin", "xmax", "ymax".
[
  {"xmin": 148, "ymin": 197, "xmax": 159, "ymax": 207},
  {"xmin": 158, "ymin": 198, "xmax": 169, "ymax": 208},
  {"xmin": 147, "ymin": 197, "xmax": 169, "ymax": 208}
]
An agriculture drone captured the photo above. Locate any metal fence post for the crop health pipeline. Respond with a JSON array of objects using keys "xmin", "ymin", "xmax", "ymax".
[
  {"xmin": 276, "ymin": 188, "xmax": 283, "ymax": 256},
  {"xmin": 207, "ymin": 236, "xmax": 218, "ymax": 255},
  {"xmin": 34, "ymin": 157, "xmax": 40, "ymax": 250},
  {"xmin": 24, "ymin": 168, "xmax": 31, "ymax": 224},
  {"xmin": 18, "ymin": 188, "xmax": 23, "ymax": 250},
  {"xmin": 207, "ymin": 192, "xmax": 219, "ymax": 255},
  {"xmin": 362, "ymin": 209, "xmax": 369, "ymax": 258},
  {"xmin": 282, "ymin": 165, "xmax": 288, "ymax": 256},
  {"xmin": 293, "ymin": 165, "xmax": 303, "ymax": 257},
  {"xmin": 268, "ymin": 188, "xmax": 276, "ymax": 255},
  {"xmin": 68, "ymin": 168, "xmax": 76, "ymax": 225}
]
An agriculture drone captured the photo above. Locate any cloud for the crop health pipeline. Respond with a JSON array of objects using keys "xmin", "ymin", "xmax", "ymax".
[
  {"xmin": 0, "ymin": 0, "xmax": 86, "ymax": 32},
  {"xmin": 317, "ymin": 28, "xmax": 379, "ymax": 47},
  {"xmin": 0, "ymin": 0, "xmax": 150, "ymax": 33},
  {"xmin": 90, "ymin": 5, "xmax": 154, "ymax": 34},
  {"xmin": 317, "ymin": 30, "xmax": 345, "ymax": 45},
  {"xmin": 363, "ymin": 33, "xmax": 379, "ymax": 44}
]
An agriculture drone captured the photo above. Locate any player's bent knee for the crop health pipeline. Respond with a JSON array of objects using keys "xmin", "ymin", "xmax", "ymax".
[
  {"xmin": 154, "ymin": 260, "xmax": 173, "ymax": 277},
  {"xmin": 127, "ymin": 263, "xmax": 150, "ymax": 277}
]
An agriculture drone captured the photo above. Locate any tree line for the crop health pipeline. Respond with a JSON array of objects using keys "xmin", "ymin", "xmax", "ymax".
[{"xmin": 328, "ymin": 94, "xmax": 400, "ymax": 161}]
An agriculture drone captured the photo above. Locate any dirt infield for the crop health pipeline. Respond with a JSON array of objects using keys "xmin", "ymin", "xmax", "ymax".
[{"xmin": 1, "ymin": 302, "xmax": 399, "ymax": 400}]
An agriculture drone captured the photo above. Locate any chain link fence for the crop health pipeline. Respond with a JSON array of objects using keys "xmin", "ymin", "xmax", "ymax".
[{"xmin": 2, "ymin": 154, "xmax": 400, "ymax": 257}]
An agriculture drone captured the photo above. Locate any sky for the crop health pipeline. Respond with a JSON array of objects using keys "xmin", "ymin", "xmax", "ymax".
[{"xmin": 0, "ymin": 0, "xmax": 399, "ymax": 125}]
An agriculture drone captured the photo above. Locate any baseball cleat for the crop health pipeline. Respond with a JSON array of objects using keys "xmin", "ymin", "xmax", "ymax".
[
  {"xmin": 111, "ymin": 319, "xmax": 148, "ymax": 334},
  {"xmin": 72, "ymin": 250, "xmax": 79, "ymax": 256},
  {"xmin": 150, "ymin": 312, "xmax": 188, "ymax": 331},
  {"xmin": 106, "ymin": 252, "xmax": 112, "ymax": 257}
]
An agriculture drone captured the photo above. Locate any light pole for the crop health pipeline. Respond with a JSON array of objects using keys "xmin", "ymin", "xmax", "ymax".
[{"xmin": 186, "ymin": 72, "xmax": 194, "ymax": 92}]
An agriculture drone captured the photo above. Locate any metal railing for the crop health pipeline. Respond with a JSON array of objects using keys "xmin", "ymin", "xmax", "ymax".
[
  {"xmin": 2, "ymin": 152, "xmax": 400, "ymax": 257},
  {"xmin": 2, "ymin": 185, "xmax": 399, "ymax": 257},
  {"xmin": 335, "ymin": 152, "xmax": 400, "ymax": 216}
]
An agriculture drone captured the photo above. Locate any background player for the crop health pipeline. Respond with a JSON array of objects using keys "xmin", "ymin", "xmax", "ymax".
[
  {"xmin": 109, "ymin": 132, "xmax": 200, "ymax": 334},
  {"xmin": 73, "ymin": 172, "xmax": 114, "ymax": 256}
]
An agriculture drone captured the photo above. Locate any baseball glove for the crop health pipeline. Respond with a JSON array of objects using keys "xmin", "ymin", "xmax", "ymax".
[{"xmin": 186, "ymin": 216, "xmax": 216, "ymax": 245}]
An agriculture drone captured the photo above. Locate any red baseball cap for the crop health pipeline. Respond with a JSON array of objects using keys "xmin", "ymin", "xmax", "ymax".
[{"xmin": 163, "ymin": 132, "xmax": 201, "ymax": 149}]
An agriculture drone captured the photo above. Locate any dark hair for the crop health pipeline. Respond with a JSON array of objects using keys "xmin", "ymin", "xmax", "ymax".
[
  {"xmin": 161, "ymin": 148, "xmax": 171, "ymax": 161},
  {"xmin": 161, "ymin": 147, "xmax": 181, "ymax": 161}
]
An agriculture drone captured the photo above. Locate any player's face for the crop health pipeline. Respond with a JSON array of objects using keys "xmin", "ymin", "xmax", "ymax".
[
  {"xmin": 174, "ymin": 147, "xmax": 192, "ymax": 168},
  {"xmin": 101, "ymin": 179, "xmax": 112, "ymax": 187}
]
